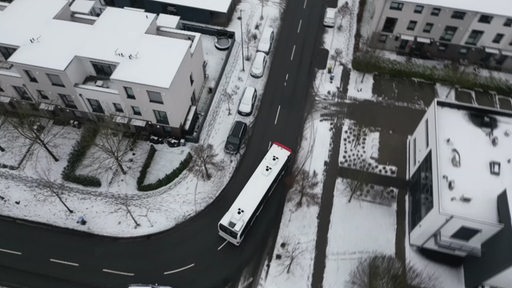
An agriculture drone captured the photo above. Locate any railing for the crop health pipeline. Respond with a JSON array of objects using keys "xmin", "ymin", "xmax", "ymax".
[{"xmin": 434, "ymin": 232, "xmax": 481, "ymax": 256}]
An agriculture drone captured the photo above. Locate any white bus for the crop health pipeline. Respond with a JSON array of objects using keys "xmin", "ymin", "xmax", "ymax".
[{"xmin": 218, "ymin": 142, "xmax": 293, "ymax": 245}]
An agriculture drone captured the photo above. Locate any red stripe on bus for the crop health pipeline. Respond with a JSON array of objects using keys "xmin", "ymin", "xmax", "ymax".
[{"xmin": 273, "ymin": 142, "xmax": 292, "ymax": 153}]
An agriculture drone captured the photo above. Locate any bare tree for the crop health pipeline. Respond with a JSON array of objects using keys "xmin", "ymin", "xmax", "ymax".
[
  {"xmin": 275, "ymin": 240, "xmax": 304, "ymax": 275},
  {"xmin": 114, "ymin": 196, "xmax": 141, "ymax": 229},
  {"xmin": 93, "ymin": 128, "xmax": 133, "ymax": 175},
  {"xmin": 331, "ymin": 48, "xmax": 343, "ymax": 70},
  {"xmin": 259, "ymin": 0, "xmax": 270, "ymax": 20},
  {"xmin": 189, "ymin": 143, "xmax": 222, "ymax": 181},
  {"xmin": 348, "ymin": 254, "xmax": 437, "ymax": 288},
  {"xmin": 37, "ymin": 169, "xmax": 74, "ymax": 214},
  {"xmin": 244, "ymin": 21, "xmax": 258, "ymax": 61},
  {"xmin": 5, "ymin": 115, "xmax": 60, "ymax": 162},
  {"xmin": 291, "ymin": 169, "xmax": 320, "ymax": 209}
]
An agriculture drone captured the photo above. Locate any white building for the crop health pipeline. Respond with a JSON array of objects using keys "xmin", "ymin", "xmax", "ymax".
[
  {"xmin": 0, "ymin": 0, "xmax": 205, "ymax": 137},
  {"xmin": 367, "ymin": 0, "xmax": 512, "ymax": 71},
  {"xmin": 408, "ymin": 99, "xmax": 512, "ymax": 287}
]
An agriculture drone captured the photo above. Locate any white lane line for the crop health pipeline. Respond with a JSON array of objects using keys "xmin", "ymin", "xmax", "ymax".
[
  {"xmin": 297, "ymin": 19, "xmax": 302, "ymax": 33},
  {"xmin": 0, "ymin": 248, "xmax": 22, "ymax": 255},
  {"xmin": 217, "ymin": 240, "xmax": 228, "ymax": 251},
  {"xmin": 268, "ymin": 141, "xmax": 272, "ymax": 149},
  {"xmin": 50, "ymin": 258, "xmax": 79, "ymax": 267},
  {"xmin": 102, "ymin": 269, "xmax": 134, "ymax": 276},
  {"xmin": 286, "ymin": 73, "xmax": 289, "ymax": 80},
  {"xmin": 163, "ymin": 263, "xmax": 195, "ymax": 275},
  {"xmin": 274, "ymin": 105, "xmax": 281, "ymax": 125},
  {"xmin": 303, "ymin": 0, "xmax": 307, "ymax": 8},
  {"xmin": 290, "ymin": 45, "xmax": 296, "ymax": 61}
]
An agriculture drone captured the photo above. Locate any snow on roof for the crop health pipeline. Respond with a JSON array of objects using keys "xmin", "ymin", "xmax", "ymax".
[
  {"xmin": 70, "ymin": 0, "xmax": 95, "ymax": 14},
  {"xmin": 157, "ymin": 14, "xmax": 181, "ymax": 28},
  {"xmin": 153, "ymin": 0, "xmax": 232, "ymax": 13},
  {"xmin": 2, "ymin": 0, "xmax": 194, "ymax": 88},
  {"xmin": 404, "ymin": 0, "xmax": 512, "ymax": 18},
  {"xmin": 436, "ymin": 103, "xmax": 512, "ymax": 224},
  {"xmin": 0, "ymin": 0, "xmax": 67, "ymax": 47}
]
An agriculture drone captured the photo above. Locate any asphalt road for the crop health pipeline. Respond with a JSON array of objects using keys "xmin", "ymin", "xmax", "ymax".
[{"xmin": 0, "ymin": 0, "xmax": 326, "ymax": 287}]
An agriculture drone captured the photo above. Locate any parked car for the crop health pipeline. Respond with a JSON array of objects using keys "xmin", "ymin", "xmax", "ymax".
[
  {"xmin": 250, "ymin": 52, "xmax": 267, "ymax": 78},
  {"xmin": 257, "ymin": 27, "xmax": 274, "ymax": 54},
  {"xmin": 323, "ymin": 7, "xmax": 336, "ymax": 27},
  {"xmin": 224, "ymin": 121, "xmax": 247, "ymax": 154},
  {"xmin": 238, "ymin": 86, "xmax": 257, "ymax": 116}
]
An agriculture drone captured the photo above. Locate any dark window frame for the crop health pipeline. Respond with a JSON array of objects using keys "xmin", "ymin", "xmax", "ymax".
[
  {"xmin": 189, "ymin": 73, "xmax": 194, "ymax": 86},
  {"xmin": 493, "ymin": 33, "xmax": 504, "ymax": 44},
  {"xmin": 478, "ymin": 15, "xmax": 493, "ymax": 24},
  {"xmin": 382, "ymin": 17, "xmax": 398, "ymax": 33},
  {"xmin": 147, "ymin": 90, "xmax": 163, "ymax": 104},
  {"xmin": 87, "ymin": 98, "xmax": 105, "ymax": 114},
  {"xmin": 124, "ymin": 86, "xmax": 135, "ymax": 99},
  {"xmin": 132, "ymin": 106, "xmax": 142, "ymax": 116},
  {"xmin": 439, "ymin": 26, "xmax": 457, "ymax": 42},
  {"xmin": 451, "ymin": 226, "xmax": 481, "ymax": 242},
  {"xmin": 13, "ymin": 86, "xmax": 31, "ymax": 101},
  {"xmin": 389, "ymin": 1, "xmax": 403, "ymax": 11},
  {"xmin": 59, "ymin": 93, "xmax": 77, "ymax": 109},
  {"xmin": 47, "ymin": 73, "xmax": 65, "ymax": 87},
  {"xmin": 153, "ymin": 109, "xmax": 169, "ymax": 125},
  {"xmin": 37, "ymin": 90, "xmax": 49, "ymax": 100},
  {"xmin": 465, "ymin": 30, "xmax": 484, "ymax": 46},
  {"xmin": 431, "ymin": 7, "xmax": 441, "ymax": 16},
  {"xmin": 113, "ymin": 102, "xmax": 124, "ymax": 113},
  {"xmin": 407, "ymin": 20, "xmax": 417, "ymax": 31},
  {"xmin": 504, "ymin": 18, "xmax": 512, "ymax": 27},
  {"xmin": 451, "ymin": 11, "xmax": 466, "ymax": 20},
  {"xmin": 423, "ymin": 22, "xmax": 434, "ymax": 33},
  {"xmin": 24, "ymin": 70, "xmax": 38, "ymax": 83},
  {"xmin": 414, "ymin": 5, "xmax": 424, "ymax": 14},
  {"xmin": 91, "ymin": 61, "xmax": 116, "ymax": 78},
  {"xmin": 0, "ymin": 46, "xmax": 15, "ymax": 60}
]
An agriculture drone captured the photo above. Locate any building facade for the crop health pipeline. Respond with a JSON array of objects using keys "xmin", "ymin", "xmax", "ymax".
[
  {"xmin": 407, "ymin": 99, "xmax": 512, "ymax": 287},
  {"xmin": 0, "ymin": 0, "xmax": 205, "ymax": 137},
  {"xmin": 368, "ymin": 0, "xmax": 512, "ymax": 72}
]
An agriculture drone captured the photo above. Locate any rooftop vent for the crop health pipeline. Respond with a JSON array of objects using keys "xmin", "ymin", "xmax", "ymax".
[
  {"xmin": 459, "ymin": 195, "xmax": 472, "ymax": 203},
  {"xmin": 262, "ymin": 165, "xmax": 272, "ymax": 176},
  {"xmin": 490, "ymin": 161, "xmax": 501, "ymax": 176},
  {"xmin": 491, "ymin": 136, "xmax": 499, "ymax": 147},
  {"xmin": 448, "ymin": 180, "xmax": 455, "ymax": 191},
  {"xmin": 451, "ymin": 148, "xmax": 460, "ymax": 167}
]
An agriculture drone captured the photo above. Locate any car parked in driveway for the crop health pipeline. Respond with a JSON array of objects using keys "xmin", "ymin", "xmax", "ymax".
[
  {"xmin": 238, "ymin": 86, "xmax": 257, "ymax": 116},
  {"xmin": 257, "ymin": 27, "xmax": 274, "ymax": 54},
  {"xmin": 323, "ymin": 7, "xmax": 336, "ymax": 27},
  {"xmin": 224, "ymin": 121, "xmax": 247, "ymax": 154},
  {"xmin": 250, "ymin": 52, "xmax": 267, "ymax": 78}
]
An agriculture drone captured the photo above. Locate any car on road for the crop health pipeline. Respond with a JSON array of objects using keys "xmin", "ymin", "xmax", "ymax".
[
  {"xmin": 238, "ymin": 86, "xmax": 257, "ymax": 116},
  {"xmin": 224, "ymin": 120, "xmax": 247, "ymax": 154},
  {"xmin": 257, "ymin": 27, "xmax": 274, "ymax": 54},
  {"xmin": 323, "ymin": 7, "xmax": 336, "ymax": 27},
  {"xmin": 250, "ymin": 52, "xmax": 267, "ymax": 78}
]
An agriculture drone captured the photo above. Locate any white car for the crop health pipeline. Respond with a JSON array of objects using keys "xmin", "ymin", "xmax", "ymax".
[
  {"xmin": 238, "ymin": 86, "xmax": 257, "ymax": 116},
  {"xmin": 250, "ymin": 52, "xmax": 267, "ymax": 78},
  {"xmin": 257, "ymin": 27, "xmax": 274, "ymax": 54},
  {"xmin": 323, "ymin": 8, "xmax": 336, "ymax": 27}
]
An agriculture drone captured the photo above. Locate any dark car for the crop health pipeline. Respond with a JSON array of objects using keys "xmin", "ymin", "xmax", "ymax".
[{"xmin": 224, "ymin": 121, "xmax": 247, "ymax": 154}]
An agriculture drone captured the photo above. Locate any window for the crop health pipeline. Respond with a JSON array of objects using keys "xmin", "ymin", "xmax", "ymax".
[
  {"xmin": 451, "ymin": 11, "xmax": 466, "ymax": 20},
  {"xmin": 423, "ymin": 23, "xmax": 434, "ymax": 33},
  {"xmin": 451, "ymin": 226, "xmax": 480, "ymax": 242},
  {"xmin": 407, "ymin": 20, "xmax": 417, "ymax": 31},
  {"xmin": 47, "ymin": 73, "xmax": 65, "ymax": 87},
  {"xmin": 59, "ymin": 93, "xmax": 77, "ymax": 109},
  {"xmin": 24, "ymin": 70, "xmax": 38, "ymax": 83},
  {"xmin": 37, "ymin": 90, "xmax": 49, "ymax": 100},
  {"xmin": 147, "ymin": 90, "xmax": 163, "ymax": 104},
  {"xmin": 389, "ymin": 1, "xmax": 403, "ymax": 11},
  {"xmin": 414, "ymin": 5, "xmax": 423, "ymax": 14},
  {"xmin": 132, "ymin": 106, "xmax": 142, "ymax": 116},
  {"xmin": 91, "ymin": 61, "xmax": 116, "ymax": 77},
  {"xmin": 378, "ymin": 34, "xmax": 388, "ymax": 43},
  {"xmin": 189, "ymin": 73, "xmax": 194, "ymax": 86},
  {"xmin": 504, "ymin": 18, "xmax": 512, "ymax": 27},
  {"xmin": 439, "ymin": 26, "xmax": 457, "ymax": 42},
  {"xmin": 478, "ymin": 15, "xmax": 493, "ymax": 24},
  {"xmin": 465, "ymin": 30, "xmax": 484, "ymax": 45},
  {"xmin": 13, "ymin": 86, "xmax": 31, "ymax": 101},
  {"xmin": 431, "ymin": 7, "xmax": 441, "ymax": 16},
  {"xmin": 153, "ymin": 109, "xmax": 169, "ymax": 125},
  {"xmin": 113, "ymin": 102, "xmax": 124, "ymax": 113},
  {"xmin": 493, "ymin": 33, "xmax": 504, "ymax": 44},
  {"xmin": 87, "ymin": 98, "xmax": 104, "ymax": 114},
  {"xmin": 0, "ymin": 46, "xmax": 15, "ymax": 60},
  {"xmin": 124, "ymin": 86, "xmax": 135, "ymax": 99},
  {"xmin": 382, "ymin": 17, "xmax": 398, "ymax": 33}
]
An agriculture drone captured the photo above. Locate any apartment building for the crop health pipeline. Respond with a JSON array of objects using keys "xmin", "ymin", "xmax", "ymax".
[
  {"xmin": 103, "ymin": 0, "xmax": 237, "ymax": 26},
  {"xmin": 368, "ymin": 0, "xmax": 512, "ymax": 72},
  {"xmin": 0, "ymin": 0, "xmax": 205, "ymax": 137},
  {"xmin": 407, "ymin": 99, "xmax": 512, "ymax": 287}
]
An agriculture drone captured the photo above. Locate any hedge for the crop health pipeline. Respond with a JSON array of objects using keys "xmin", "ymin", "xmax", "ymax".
[
  {"xmin": 61, "ymin": 125, "xmax": 101, "ymax": 187},
  {"xmin": 352, "ymin": 52, "xmax": 512, "ymax": 96},
  {"xmin": 136, "ymin": 144, "xmax": 156, "ymax": 187},
  {"xmin": 138, "ymin": 152, "xmax": 193, "ymax": 191}
]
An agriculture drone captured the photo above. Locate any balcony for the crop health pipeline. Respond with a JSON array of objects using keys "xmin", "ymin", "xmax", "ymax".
[
  {"xmin": 76, "ymin": 75, "xmax": 118, "ymax": 95},
  {"xmin": 434, "ymin": 232, "xmax": 481, "ymax": 257}
]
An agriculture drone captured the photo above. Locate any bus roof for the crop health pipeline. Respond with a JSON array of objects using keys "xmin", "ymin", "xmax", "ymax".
[{"xmin": 219, "ymin": 143, "xmax": 292, "ymax": 232}]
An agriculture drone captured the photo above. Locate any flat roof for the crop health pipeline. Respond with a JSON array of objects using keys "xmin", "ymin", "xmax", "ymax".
[
  {"xmin": 70, "ymin": 0, "xmax": 95, "ymax": 14},
  {"xmin": 156, "ymin": 14, "xmax": 180, "ymax": 28},
  {"xmin": 436, "ymin": 102, "xmax": 512, "ymax": 223},
  {"xmin": 2, "ymin": 0, "xmax": 193, "ymax": 88},
  {"xmin": 154, "ymin": 0, "xmax": 232, "ymax": 13},
  {"xmin": 404, "ymin": 0, "xmax": 512, "ymax": 18}
]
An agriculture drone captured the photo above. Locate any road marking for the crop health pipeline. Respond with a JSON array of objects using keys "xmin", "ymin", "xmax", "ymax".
[
  {"xmin": 218, "ymin": 240, "xmax": 228, "ymax": 250},
  {"xmin": 274, "ymin": 105, "xmax": 281, "ymax": 125},
  {"xmin": 297, "ymin": 19, "xmax": 302, "ymax": 33},
  {"xmin": 50, "ymin": 258, "xmax": 79, "ymax": 267},
  {"xmin": 268, "ymin": 141, "xmax": 272, "ymax": 149},
  {"xmin": 240, "ymin": 277, "xmax": 254, "ymax": 288},
  {"xmin": 290, "ymin": 45, "xmax": 296, "ymax": 61},
  {"xmin": 163, "ymin": 263, "xmax": 195, "ymax": 275},
  {"xmin": 286, "ymin": 73, "xmax": 289, "ymax": 81},
  {"xmin": 303, "ymin": 0, "xmax": 307, "ymax": 8},
  {"xmin": 0, "ymin": 248, "xmax": 22, "ymax": 255},
  {"xmin": 102, "ymin": 268, "xmax": 134, "ymax": 276}
]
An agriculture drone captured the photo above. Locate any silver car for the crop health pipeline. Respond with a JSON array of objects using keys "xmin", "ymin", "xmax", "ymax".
[{"xmin": 250, "ymin": 52, "xmax": 267, "ymax": 78}]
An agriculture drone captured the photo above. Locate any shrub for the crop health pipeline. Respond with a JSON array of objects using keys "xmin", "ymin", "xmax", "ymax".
[
  {"xmin": 136, "ymin": 144, "xmax": 156, "ymax": 187},
  {"xmin": 61, "ymin": 125, "xmax": 101, "ymax": 187},
  {"xmin": 138, "ymin": 152, "xmax": 193, "ymax": 191}
]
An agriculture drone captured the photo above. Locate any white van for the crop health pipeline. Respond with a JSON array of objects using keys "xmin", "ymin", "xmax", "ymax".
[
  {"xmin": 257, "ymin": 27, "xmax": 275, "ymax": 54},
  {"xmin": 323, "ymin": 8, "xmax": 336, "ymax": 27},
  {"xmin": 238, "ymin": 86, "xmax": 257, "ymax": 116}
]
